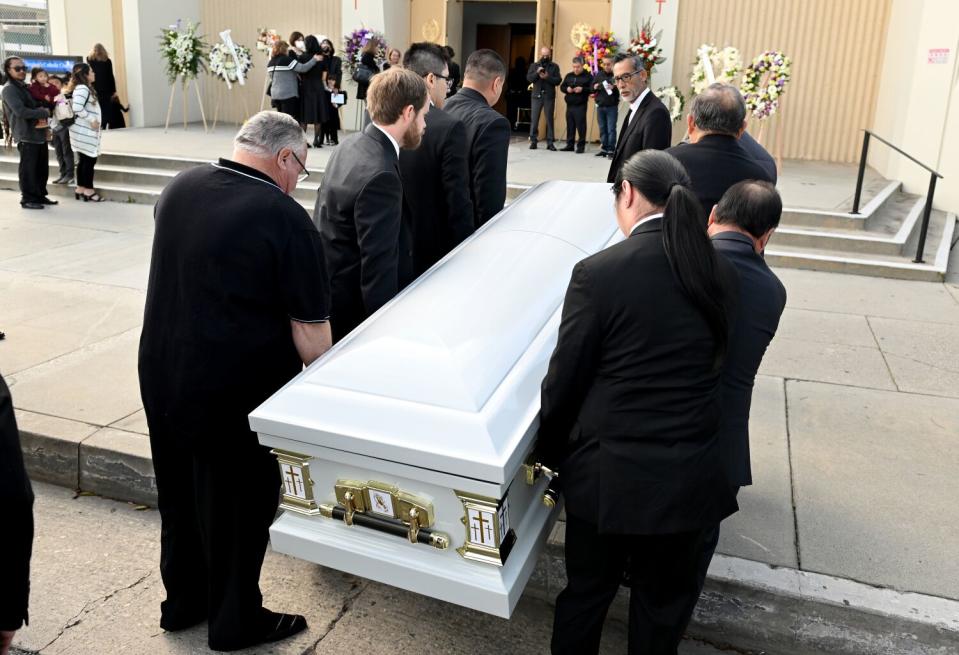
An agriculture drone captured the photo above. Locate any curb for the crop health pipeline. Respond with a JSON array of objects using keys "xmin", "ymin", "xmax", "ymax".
[{"xmin": 19, "ymin": 422, "xmax": 959, "ymax": 654}]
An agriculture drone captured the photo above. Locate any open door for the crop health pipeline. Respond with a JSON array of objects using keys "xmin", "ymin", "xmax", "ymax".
[{"xmin": 476, "ymin": 24, "xmax": 511, "ymax": 117}]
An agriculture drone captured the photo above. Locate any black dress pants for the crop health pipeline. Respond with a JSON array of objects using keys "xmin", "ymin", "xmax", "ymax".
[
  {"xmin": 565, "ymin": 104, "xmax": 587, "ymax": 148},
  {"xmin": 149, "ymin": 425, "xmax": 281, "ymax": 650},
  {"xmin": 552, "ymin": 514, "xmax": 708, "ymax": 655},
  {"xmin": 530, "ymin": 94, "xmax": 555, "ymax": 144},
  {"xmin": 17, "ymin": 141, "xmax": 48, "ymax": 204}
]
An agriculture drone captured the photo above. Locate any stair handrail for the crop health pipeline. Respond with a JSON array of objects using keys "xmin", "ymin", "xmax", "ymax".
[{"xmin": 851, "ymin": 129, "xmax": 944, "ymax": 264}]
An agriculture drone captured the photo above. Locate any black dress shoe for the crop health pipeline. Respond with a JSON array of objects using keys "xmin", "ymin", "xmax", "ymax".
[
  {"xmin": 546, "ymin": 144, "xmax": 557, "ymax": 151},
  {"xmin": 595, "ymin": 150, "xmax": 608, "ymax": 157},
  {"xmin": 260, "ymin": 612, "xmax": 308, "ymax": 644},
  {"xmin": 576, "ymin": 146, "xmax": 585, "ymax": 154},
  {"xmin": 208, "ymin": 610, "xmax": 308, "ymax": 652},
  {"xmin": 560, "ymin": 145, "xmax": 574, "ymax": 152},
  {"xmin": 41, "ymin": 197, "xmax": 58, "ymax": 205},
  {"xmin": 529, "ymin": 142, "xmax": 537, "ymax": 150},
  {"xmin": 21, "ymin": 202, "xmax": 44, "ymax": 209}
]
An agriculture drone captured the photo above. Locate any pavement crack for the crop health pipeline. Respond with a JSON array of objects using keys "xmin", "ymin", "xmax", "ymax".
[
  {"xmin": 864, "ymin": 316, "xmax": 901, "ymax": 392},
  {"xmin": 36, "ymin": 570, "xmax": 153, "ymax": 652},
  {"xmin": 300, "ymin": 579, "xmax": 367, "ymax": 654},
  {"xmin": 783, "ymin": 378, "xmax": 802, "ymax": 570}
]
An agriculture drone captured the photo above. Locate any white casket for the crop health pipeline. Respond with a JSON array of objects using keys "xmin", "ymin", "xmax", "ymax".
[{"xmin": 250, "ymin": 181, "xmax": 620, "ymax": 618}]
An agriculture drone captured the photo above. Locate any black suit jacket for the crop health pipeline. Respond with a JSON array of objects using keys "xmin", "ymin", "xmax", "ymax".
[
  {"xmin": 537, "ymin": 218, "xmax": 739, "ymax": 534},
  {"xmin": 399, "ymin": 105, "xmax": 475, "ymax": 275},
  {"xmin": 527, "ymin": 61, "xmax": 562, "ymax": 99},
  {"xmin": 739, "ymin": 131, "xmax": 777, "ymax": 183},
  {"xmin": 666, "ymin": 135, "xmax": 775, "ymax": 223},
  {"xmin": 443, "ymin": 88, "xmax": 511, "ymax": 227},
  {"xmin": 0, "ymin": 374, "xmax": 34, "ymax": 631},
  {"xmin": 712, "ymin": 232, "xmax": 786, "ymax": 487},
  {"xmin": 606, "ymin": 91, "xmax": 672, "ymax": 183},
  {"xmin": 316, "ymin": 124, "xmax": 412, "ymax": 342}
]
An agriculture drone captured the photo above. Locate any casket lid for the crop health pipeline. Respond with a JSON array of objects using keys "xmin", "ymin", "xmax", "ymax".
[{"xmin": 250, "ymin": 181, "xmax": 620, "ymax": 483}]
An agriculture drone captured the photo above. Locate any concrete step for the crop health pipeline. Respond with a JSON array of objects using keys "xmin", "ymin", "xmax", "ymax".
[
  {"xmin": 766, "ymin": 211, "xmax": 955, "ymax": 281},
  {"xmin": 779, "ymin": 180, "xmax": 900, "ymax": 230}
]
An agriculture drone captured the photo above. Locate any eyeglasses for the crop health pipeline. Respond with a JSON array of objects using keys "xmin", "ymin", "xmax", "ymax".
[
  {"xmin": 11, "ymin": 66, "xmax": 26, "ymax": 73},
  {"xmin": 613, "ymin": 71, "xmax": 639, "ymax": 84},
  {"xmin": 431, "ymin": 72, "xmax": 453, "ymax": 88},
  {"xmin": 291, "ymin": 151, "xmax": 309, "ymax": 184}
]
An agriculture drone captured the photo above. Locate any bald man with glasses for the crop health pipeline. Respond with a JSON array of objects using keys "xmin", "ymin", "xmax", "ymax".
[{"xmin": 605, "ymin": 53, "xmax": 672, "ymax": 183}]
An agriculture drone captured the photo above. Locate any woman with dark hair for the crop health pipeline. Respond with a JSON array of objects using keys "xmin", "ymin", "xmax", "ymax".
[
  {"xmin": 266, "ymin": 40, "xmax": 321, "ymax": 125},
  {"xmin": 535, "ymin": 149, "xmax": 739, "ymax": 654},
  {"xmin": 297, "ymin": 35, "xmax": 328, "ymax": 148},
  {"xmin": 66, "ymin": 63, "xmax": 103, "ymax": 201},
  {"xmin": 319, "ymin": 38, "xmax": 342, "ymax": 145},
  {"xmin": 87, "ymin": 43, "xmax": 124, "ymax": 129}
]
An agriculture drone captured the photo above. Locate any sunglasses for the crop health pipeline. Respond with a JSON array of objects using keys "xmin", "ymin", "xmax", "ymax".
[{"xmin": 11, "ymin": 65, "xmax": 26, "ymax": 73}]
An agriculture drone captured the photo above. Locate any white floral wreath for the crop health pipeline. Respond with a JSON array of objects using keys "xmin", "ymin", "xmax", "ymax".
[
  {"xmin": 209, "ymin": 42, "xmax": 253, "ymax": 89},
  {"xmin": 654, "ymin": 86, "xmax": 685, "ymax": 123},
  {"xmin": 741, "ymin": 51, "xmax": 791, "ymax": 120},
  {"xmin": 690, "ymin": 44, "xmax": 741, "ymax": 95}
]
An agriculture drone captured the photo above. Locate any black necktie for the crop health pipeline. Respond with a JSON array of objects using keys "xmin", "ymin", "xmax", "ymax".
[{"xmin": 619, "ymin": 109, "xmax": 633, "ymax": 143}]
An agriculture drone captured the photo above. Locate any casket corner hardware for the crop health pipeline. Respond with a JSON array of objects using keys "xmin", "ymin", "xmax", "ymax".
[
  {"xmin": 272, "ymin": 449, "xmax": 320, "ymax": 515},
  {"xmin": 454, "ymin": 490, "xmax": 516, "ymax": 567}
]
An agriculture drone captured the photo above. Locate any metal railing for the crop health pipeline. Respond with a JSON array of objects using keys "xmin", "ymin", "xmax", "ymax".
[{"xmin": 851, "ymin": 129, "xmax": 944, "ymax": 264}]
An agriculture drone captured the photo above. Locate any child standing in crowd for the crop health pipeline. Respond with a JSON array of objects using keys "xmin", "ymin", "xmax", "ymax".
[{"xmin": 48, "ymin": 76, "xmax": 75, "ymax": 184}]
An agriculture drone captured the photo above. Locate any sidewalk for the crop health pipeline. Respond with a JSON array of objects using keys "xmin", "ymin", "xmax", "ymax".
[{"xmin": 3, "ymin": 187, "xmax": 959, "ymax": 653}]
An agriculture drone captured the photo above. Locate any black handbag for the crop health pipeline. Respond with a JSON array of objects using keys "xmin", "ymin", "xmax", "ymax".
[{"xmin": 352, "ymin": 63, "xmax": 375, "ymax": 84}]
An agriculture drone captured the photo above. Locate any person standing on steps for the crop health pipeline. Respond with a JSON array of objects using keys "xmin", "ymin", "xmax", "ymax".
[
  {"xmin": 1, "ymin": 56, "xmax": 55, "ymax": 209},
  {"xmin": 66, "ymin": 63, "xmax": 104, "ymax": 202}
]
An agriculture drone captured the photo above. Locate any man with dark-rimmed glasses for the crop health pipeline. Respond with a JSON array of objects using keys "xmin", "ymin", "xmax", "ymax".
[
  {"xmin": 398, "ymin": 41, "xmax": 474, "ymax": 275},
  {"xmin": 1, "ymin": 57, "xmax": 55, "ymax": 209},
  {"xmin": 605, "ymin": 53, "xmax": 672, "ymax": 183}
]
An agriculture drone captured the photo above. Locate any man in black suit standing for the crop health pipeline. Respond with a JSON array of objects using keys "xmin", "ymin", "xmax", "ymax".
[
  {"xmin": 0, "ymin": 374, "xmax": 33, "ymax": 655},
  {"xmin": 399, "ymin": 43, "xmax": 474, "ymax": 275},
  {"xmin": 444, "ymin": 49, "xmax": 511, "ymax": 228},
  {"xmin": 667, "ymin": 83, "xmax": 775, "ymax": 223},
  {"xmin": 605, "ymin": 53, "xmax": 672, "ymax": 183},
  {"xmin": 316, "ymin": 68, "xmax": 429, "ymax": 342},
  {"xmin": 527, "ymin": 46, "xmax": 562, "ymax": 150},
  {"xmin": 560, "ymin": 56, "xmax": 593, "ymax": 153},
  {"xmin": 692, "ymin": 180, "xmax": 787, "ymax": 603}
]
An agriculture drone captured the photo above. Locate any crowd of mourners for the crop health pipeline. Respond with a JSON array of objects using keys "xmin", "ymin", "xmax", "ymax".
[{"xmin": 2, "ymin": 35, "xmax": 789, "ymax": 655}]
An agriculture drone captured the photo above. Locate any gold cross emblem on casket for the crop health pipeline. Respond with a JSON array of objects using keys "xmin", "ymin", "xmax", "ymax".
[
  {"xmin": 284, "ymin": 464, "xmax": 303, "ymax": 496},
  {"xmin": 471, "ymin": 511, "xmax": 491, "ymax": 543}
]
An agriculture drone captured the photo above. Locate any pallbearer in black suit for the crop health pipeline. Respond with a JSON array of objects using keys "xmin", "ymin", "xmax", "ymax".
[
  {"xmin": 0, "ymin": 374, "xmax": 33, "ymax": 655},
  {"xmin": 560, "ymin": 56, "xmax": 593, "ymax": 153},
  {"xmin": 444, "ymin": 49, "xmax": 511, "ymax": 228},
  {"xmin": 398, "ymin": 43, "xmax": 474, "ymax": 275},
  {"xmin": 692, "ymin": 180, "xmax": 787, "ymax": 600},
  {"xmin": 537, "ymin": 150, "xmax": 740, "ymax": 655},
  {"xmin": 666, "ymin": 84, "xmax": 775, "ymax": 223},
  {"xmin": 316, "ymin": 68, "xmax": 430, "ymax": 342},
  {"xmin": 605, "ymin": 53, "xmax": 672, "ymax": 183}
]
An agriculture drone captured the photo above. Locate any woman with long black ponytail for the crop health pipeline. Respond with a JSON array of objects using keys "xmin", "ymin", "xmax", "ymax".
[{"xmin": 536, "ymin": 149, "xmax": 739, "ymax": 655}]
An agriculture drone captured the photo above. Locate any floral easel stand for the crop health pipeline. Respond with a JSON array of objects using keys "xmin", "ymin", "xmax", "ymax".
[
  {"xmin": 212, "ymin": 85, "xmax": 252, "ymax": 130},
  {"xmin": 164, "ymin": 75, "xmax": 209, "ymax": 132}
]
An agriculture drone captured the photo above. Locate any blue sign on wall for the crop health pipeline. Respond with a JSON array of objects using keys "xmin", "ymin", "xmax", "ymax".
[{"xmin": 20, "ymin": 55, "xmax": 82, "ymax": 75}]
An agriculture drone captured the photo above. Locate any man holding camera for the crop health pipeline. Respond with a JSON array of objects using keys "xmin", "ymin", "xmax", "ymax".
[{"xmin": 526, "ymin": 46, "xmax": 561, "ymax": 150}]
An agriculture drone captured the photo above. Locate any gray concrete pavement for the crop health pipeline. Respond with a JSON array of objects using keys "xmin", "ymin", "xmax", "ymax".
[
  {"xmin": 3, "ymin": 165, "xmax": 959, "ymax": 652},
  {"xmin": 11, "ymin": 482, "xmax": 732, "ymax": 655}
]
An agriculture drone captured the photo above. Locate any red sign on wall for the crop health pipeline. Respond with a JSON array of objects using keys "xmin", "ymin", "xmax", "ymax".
[{"xmin": 927, "ymin": 48, "xmax": 950, "ymax": 64}]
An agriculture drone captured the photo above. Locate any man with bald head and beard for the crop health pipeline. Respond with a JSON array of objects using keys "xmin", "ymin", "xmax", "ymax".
[{"xmin": 315, "ymin": 67, "xmax": 429, "ymax": 342}]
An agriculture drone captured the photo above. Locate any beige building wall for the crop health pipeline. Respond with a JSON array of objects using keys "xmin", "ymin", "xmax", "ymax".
[
  {"xmin": 198, "ymin": 1, "xmax": 341, "ymax": 126},
  {"xmin": 672, "ymin": 0, "xmax": 892, "ymax": 163},
  {"xmin": 870, "ymin": 0, "xmax": 959, "ymax": 213}
]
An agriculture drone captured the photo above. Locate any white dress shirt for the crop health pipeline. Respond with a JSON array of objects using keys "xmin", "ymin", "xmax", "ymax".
[
  {"xmin": 627, "ymin": 87, "xmax": 651, "ymax": 126},
  {"xmin": 372, "ymin": 123, "xmax": 400, "ymax": 158},
  {"xmin": 629, "ymin": 212, "xmax": 664, "ymax": 235}
]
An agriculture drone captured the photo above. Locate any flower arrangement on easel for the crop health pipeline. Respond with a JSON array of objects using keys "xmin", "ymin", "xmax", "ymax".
[
  {"xmin": 576, "ymin": 29, "xmax": 619, "ymax": 76},
  {"xmin": 628, "ymin": 18, "xmax": 666, "ymax": 76},
  {"xmin": 209, "ymin": 29, "xmax": 254, "ymax": 130},
  {"xmin": 159, "ymin": 20, "xmax": 209, "ymax": 132},
  {"xmin": 343, "ymin": 26, "xmax": 388, "ymax": 73}
]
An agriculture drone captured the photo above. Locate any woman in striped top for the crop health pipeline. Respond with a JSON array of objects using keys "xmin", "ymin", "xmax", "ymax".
[{"xmin": 66, "ymin": 63, "xmax": 103, "ymax": 202}]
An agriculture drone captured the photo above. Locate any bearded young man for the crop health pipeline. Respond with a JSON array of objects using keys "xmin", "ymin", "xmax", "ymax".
[{"xmin": 314, "ymin": 67, "xmax": 429, "ymax": 342}]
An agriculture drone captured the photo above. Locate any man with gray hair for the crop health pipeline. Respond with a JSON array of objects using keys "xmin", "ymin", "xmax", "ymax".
[
  {"xmin": 666, "ymin": 83, "xmax": 775, "ymax": 223},
  {"xmin": 605, "ymin": 53, "xmax": 672, "ymax": 182},
  {"xmin": 139, "ymin": 110, "xmax": 331, "ymax": 651}
]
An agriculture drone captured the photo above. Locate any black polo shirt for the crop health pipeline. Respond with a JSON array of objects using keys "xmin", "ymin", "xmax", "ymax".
[{"xmin": 139, "ymin": 158, "xmax": 329, "ymax": 449}]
